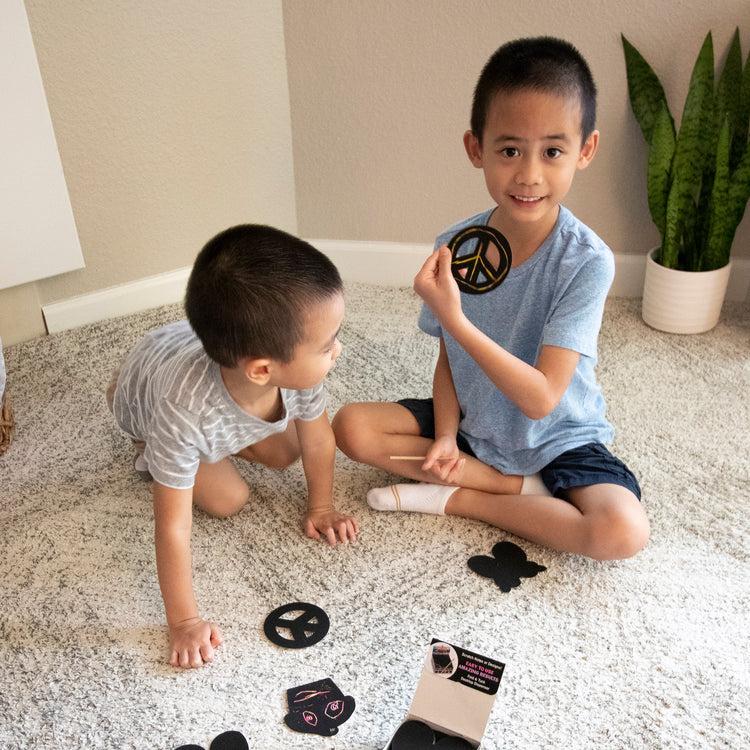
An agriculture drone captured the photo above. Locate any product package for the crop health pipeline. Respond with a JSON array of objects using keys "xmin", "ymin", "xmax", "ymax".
[{"xmin": 384, "ymin": 639, "xmax": 505, "ymax": 749}]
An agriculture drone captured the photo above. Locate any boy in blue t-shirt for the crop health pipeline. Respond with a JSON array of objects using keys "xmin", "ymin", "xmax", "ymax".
[{"xmin": 333, "ymin": 37, "xmax": 649, "ymax": 561}]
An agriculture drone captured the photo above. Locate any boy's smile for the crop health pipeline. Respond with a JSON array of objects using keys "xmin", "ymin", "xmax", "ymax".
[{"xmin": 464, "ymin": 88, "xmax": 598, "ymax": 258}]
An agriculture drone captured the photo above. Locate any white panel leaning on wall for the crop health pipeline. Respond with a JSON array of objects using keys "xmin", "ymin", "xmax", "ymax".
[{"xmin": 0, "ymin": 0, "xmax": 85, "ymax": 291}]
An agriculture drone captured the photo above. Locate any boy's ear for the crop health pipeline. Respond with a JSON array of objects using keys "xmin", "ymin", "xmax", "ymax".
[
  {"xmin": 463, "ymin": 130, "xmax": 484, "ymax": 167},
  {"xmin": 242, "ymin": 357, "xmax": 272, "ymax": 385},
  {"xmin": 577, "ymin": 130, "xmax": 599, "ymax": 170}
]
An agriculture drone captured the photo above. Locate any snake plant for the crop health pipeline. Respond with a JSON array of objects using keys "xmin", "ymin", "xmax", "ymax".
[{"xmin": 622, "ymin": 29, "xmax": 750, "ymax": 271}]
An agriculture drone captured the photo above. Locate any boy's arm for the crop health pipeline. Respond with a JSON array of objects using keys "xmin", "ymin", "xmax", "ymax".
[
  {"xmin": 295, "ymin": 411, "xmax": 358, "ymax": 545},
  {"xmin": 152, "ymin": 481, "xmax": 223, "ymax": 668},
  {"xmin": 423, "ymin": 339, "xmax": 466, "ymax": 483},
  {"xmin": 415, "ymin": 246, "xmax": 579, "ymax": 420}
]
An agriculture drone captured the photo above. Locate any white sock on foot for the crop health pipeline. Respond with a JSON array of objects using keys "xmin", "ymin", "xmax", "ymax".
[
  {"xmin": 521, "ymin": 472, "xmax": 552, "ymax": 497},
  {"xmin": 366, "ymin": 483, "xmax": 458, "ymax": 515}
]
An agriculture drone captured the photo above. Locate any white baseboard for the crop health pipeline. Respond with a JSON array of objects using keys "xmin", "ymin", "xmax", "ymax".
[
  {"xmin": 314, "ymin": 239, "xmax": 430, "ymax": 286},
  {"xmin": 42, "ymin": 267, "xmax": 192, "ymax": 334},
  {"xmin": 42, "ymin": 242, "xmax": 750, "ymax": 334}
]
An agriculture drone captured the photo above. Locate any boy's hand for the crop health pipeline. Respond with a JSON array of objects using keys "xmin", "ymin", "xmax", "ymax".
[
  {"xmin": 423, "ymin": 435, "xmax": 466, "ymax": 484},
  {"xmin": 304, "ymin": 507, "xmax": 359, "ymax": 546},
  {"xmin": 168, "ymin": 616, "xmax": 223, "ymax": 669},
  {"xmin": 414, "ymin": 245, "xmax": 463, "ymax": 327}
]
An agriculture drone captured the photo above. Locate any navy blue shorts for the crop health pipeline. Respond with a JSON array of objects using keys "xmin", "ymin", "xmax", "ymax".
[{"xmin": 397, "ymin": 398, "xmax": 641, "ymax": 501}]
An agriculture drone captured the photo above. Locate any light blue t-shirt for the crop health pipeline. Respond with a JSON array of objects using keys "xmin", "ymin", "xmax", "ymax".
[{"xmin": 419, "ymin": 206, "xmax": 615, "ymax": 475}]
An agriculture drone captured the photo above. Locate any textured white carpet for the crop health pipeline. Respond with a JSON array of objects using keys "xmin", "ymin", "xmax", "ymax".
[{"xmin": 1, "ymin": 284, "xmax": 748, "ymax": 749}]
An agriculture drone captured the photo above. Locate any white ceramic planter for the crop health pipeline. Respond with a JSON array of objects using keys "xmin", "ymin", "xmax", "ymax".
[{"xmin": 642, "ymin": 249, "xmax": 732, "ymax": 334}]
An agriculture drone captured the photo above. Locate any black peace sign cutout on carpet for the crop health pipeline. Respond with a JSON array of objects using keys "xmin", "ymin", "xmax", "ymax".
[
  {"xmin": 263, "ymin": 602, "xmax": 330, "ymax": 649},
  {"xmin": 449, "ymin": 225, "xmax": 512, "ymax": 295}
]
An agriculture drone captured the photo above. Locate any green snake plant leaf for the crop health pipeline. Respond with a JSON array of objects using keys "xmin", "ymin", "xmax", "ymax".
[
  {"xmin": 704, "ymin": 118, "xmax": 732, "ymax": 271},
  {"xmin": 622, "ymin": 34, "xmax": 675, "ymax": 144},
  {"xmin": 662, "ymin": 32, "xmax": 715, "ymax": 269},
  {"xmin": 704, "ymin": 120, "xmax": 750, "ymax": 272},
  {"xmin": 711, "ymin": 31, "xmax": 750, "ymax": 269},
  {"xmin": 724, "ymin": 145, "xmax": 750, "ymax": 255},
  {"xmin": 739, "ymin": 40, "xmax": 750, "ymax": 167},
  {"xmin": 646, "ymin": 102, "xmax": 675, "ymax": 248},
  {"xmin": 716, "ymin": 28, "xmax": 744, "ymax": 170},
  {"xmin": 703, "ymin": 29, "xmax": 743, "ymax": 254}
]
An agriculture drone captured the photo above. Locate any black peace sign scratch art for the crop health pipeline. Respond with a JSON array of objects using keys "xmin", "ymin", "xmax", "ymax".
[
  {"xmin": 263, "ymin": 602, "xmax": 330, "ymax": 649},
  {"xmin": 449, "ymin": 225, "xmax": 512, "ymax": 295}
]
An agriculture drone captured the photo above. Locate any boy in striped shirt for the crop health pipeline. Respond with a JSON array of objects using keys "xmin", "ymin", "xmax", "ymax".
[{"xmin": 109, "ymin": 224, "xmax": 358, "ymax": 668}]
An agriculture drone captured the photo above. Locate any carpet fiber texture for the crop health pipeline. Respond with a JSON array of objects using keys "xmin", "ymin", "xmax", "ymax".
[{"xmin": 1, "ymin": 284, "xmax": 748, "ymax": 749}]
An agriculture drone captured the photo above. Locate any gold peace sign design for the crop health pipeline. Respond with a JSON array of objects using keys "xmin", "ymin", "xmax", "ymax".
[{"xmin": 448, "ymin": 225, "xmax": 512, "ymax": 295}]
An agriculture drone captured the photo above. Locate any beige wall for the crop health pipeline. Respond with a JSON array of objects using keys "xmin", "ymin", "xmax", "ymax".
[
  {"xmin": 2, "ymin": 1, "xmax": 749, "ymax": 345},
  {"xmin": 284, "ymin": 0, "xmax": 750, "ymax": 250},
  {"xmin": 1, "ymin": 0, "xmax": 296, "ymax": 345}
]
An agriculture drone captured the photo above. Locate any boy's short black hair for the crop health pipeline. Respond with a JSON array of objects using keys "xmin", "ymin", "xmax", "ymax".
[
  {"xmin": 470, "ymin": 36, "xmax": 597, "ymax": 145},
  {"xmin": 185, "ymin": 224, "xmax": 343, "ymax": 368}
]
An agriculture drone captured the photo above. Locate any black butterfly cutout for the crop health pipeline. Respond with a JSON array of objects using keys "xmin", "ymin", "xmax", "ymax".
[
  {"xmin": 468, "ymin": 541, "xmax": 546, "ymax": 592},
  {"xmin": 175, "ymin": 729, "xmax": 248, "ymax": 750}
]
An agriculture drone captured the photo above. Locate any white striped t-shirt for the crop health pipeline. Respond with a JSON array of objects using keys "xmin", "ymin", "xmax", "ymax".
[{"xmin": 112, "ymin": 320, "xmax": 326, "ymax": 489}]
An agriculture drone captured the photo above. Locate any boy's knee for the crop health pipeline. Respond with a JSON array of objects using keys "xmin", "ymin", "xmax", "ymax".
[
  {"xmin": 236, "ymin": 441, "xmax": 299, "ymax": 471},
  {"xmin": 260, "ymin": 448, "xmax": 299, "ymax": 471},
  {"xmin": 199, "ymin": 485, "xmax": 249, "ymax": 519},
  {"xmin": 331, "ymin": 404, "xmax": 365, "ymax": 458},
  {"xmin": 586, "ymin": 504, "xmax": 650, "ymax": 561}
]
